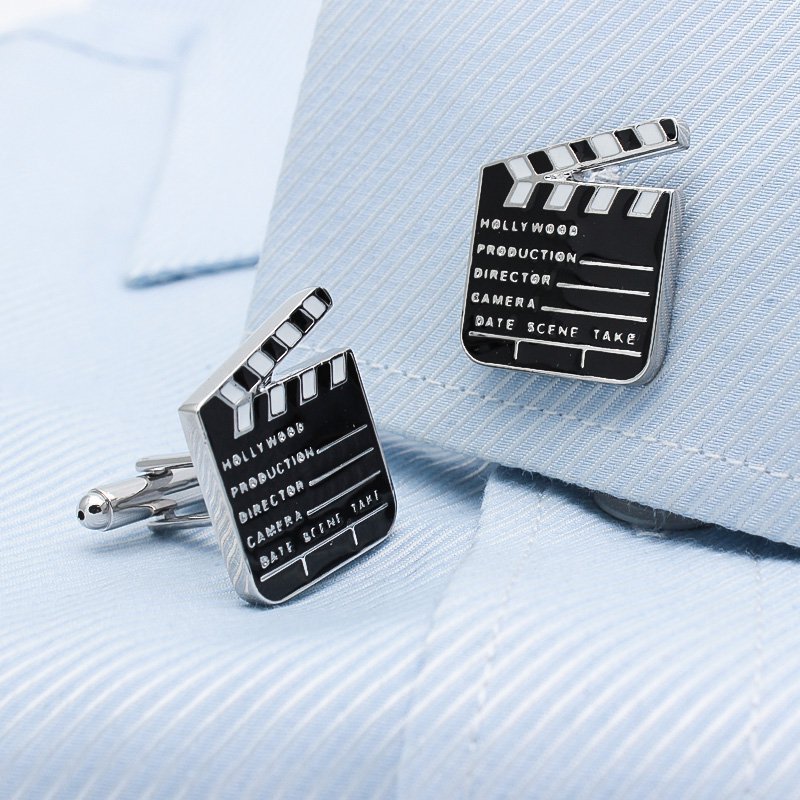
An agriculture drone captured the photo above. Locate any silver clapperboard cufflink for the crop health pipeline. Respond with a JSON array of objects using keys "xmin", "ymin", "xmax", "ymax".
[
  {"xmin": 77, "ymin": 288, "xmax": 397, "ymax": 605},
  {"xmin": 461, "ymin": 117, "xmax": 690, "ymax": 384}
]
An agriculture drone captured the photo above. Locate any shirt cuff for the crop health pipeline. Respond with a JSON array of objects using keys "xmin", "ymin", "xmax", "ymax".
[{"xmin": 125, "ymin": 0, "xmax": 319, "ymax": 285}]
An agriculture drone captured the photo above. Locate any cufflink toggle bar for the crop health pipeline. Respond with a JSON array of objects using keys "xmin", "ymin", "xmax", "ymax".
[{"xmin": 77, "ymin": 454, "xmax": 206, "ymax": 532}]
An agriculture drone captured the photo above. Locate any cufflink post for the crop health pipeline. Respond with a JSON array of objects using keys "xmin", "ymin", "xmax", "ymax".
[
  {"xmin": 592, "ymin": 492, "xmax": 706, "ymax": 531},
  {"xmin": 76, "ymin": 454, "xmax": 209, "ymax": 532}
]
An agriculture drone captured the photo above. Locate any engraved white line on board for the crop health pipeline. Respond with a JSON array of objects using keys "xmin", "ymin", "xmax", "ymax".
[
  {"xmin": 579, "ymin": 259, "xmax": 654, "ymax": 272},
  {"xmin": 468, "ymin": 330, "xmax": 641, "ymax": 358},
  {"xmin": 308, "ymin": 448, "xmax": 375, "ymax": 487},
  {"xmin": 259, "ymin": 502, "xmax": 389, "ymax": 582},
  {"xmin": 556, "ymin": 282, "xmax": 651, "ymax": 297},
  {"xmin": 306, "ymin": 471, "xmax": 382, "ymax": 517},
  {"xmin": 316, "ymin": 424, "xmax": 368, "ymax": 455},
  {"xmin": 540, "ymin": 306, "xmax": 648, "ymax": 323}
]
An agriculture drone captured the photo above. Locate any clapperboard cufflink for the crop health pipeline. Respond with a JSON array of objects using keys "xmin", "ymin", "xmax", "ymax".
[
  {"xmin": 77, "ymin": 288, "xmax": 397, "ymax": 605},
  {"xmin": 461, "ymin": 117, "xmax": 690, "ymax": 384}
]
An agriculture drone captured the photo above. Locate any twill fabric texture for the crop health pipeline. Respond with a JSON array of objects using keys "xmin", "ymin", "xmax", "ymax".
[
  {"xmin": 2, "ymin": 3, "xmax": 800, "ymax": 800},
  {"xmin": 28, "ymin": 0, "xmax": 318, "ymax": 286},
  {"xmin": 249, "ymin": 0, "xmax": 800, "ymax": 543},
  {"xmin": 122, "ymin": 0, "xmax": 319, "ymax": 285}
]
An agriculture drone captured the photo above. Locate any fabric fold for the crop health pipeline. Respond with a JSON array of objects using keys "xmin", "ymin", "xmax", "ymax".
[
  {"xmin": 125, "ymin": 0, "xmax": 320, "ymax": 285},
  {"xmin": 396, "ymin": 468, "xmax": 800, "ymax": 799}
]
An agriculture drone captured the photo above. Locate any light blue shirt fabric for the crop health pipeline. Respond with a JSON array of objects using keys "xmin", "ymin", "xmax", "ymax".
[
  {"xmin": 121, "ymin": 0, "xmax": 319, "ymax": 285},
  {"xmin": 2, "ymin": 2, "xmax": 800, "ymax": 799},
  {"xmin": 249, "ymin": 0, "xmax": 800, "ymax": 544},
  {"xmin": 17, "ymin": 0, "xmax": 319, "ymax": 287}
]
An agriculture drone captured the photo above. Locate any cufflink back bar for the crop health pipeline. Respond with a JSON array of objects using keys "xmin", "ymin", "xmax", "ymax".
[
  {"xmin": 77, "ymin": 288, "xmax": 397, "ymax": 605},
  {"xmin": 77, "ymin": 454, "xmax": 207, "ymax": 532},
  {"xmin": 461, "ymin": 117, "xmax": 690, "ymax": 384}
]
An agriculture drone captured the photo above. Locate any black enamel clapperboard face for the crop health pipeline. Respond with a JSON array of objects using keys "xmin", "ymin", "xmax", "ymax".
[
  {"xmin": 180, "ymin": 288, "xmax": 396, "ymax": 605},
  {"xmin": 461, "ymin": 117, "xmax": 689, "ymax": 384}
]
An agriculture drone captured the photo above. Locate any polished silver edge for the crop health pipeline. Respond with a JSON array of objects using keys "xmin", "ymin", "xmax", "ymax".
[
  {"xmin": 180, "ymin": 406, "xmax": 263, "ymax": 604},
  {"xmin": 459, "ymin": 168, "xmax": 491, "ymax": 368},
  {"xmin": 633, "ymin": 188, "xmax": 682, "ymax": 385}
]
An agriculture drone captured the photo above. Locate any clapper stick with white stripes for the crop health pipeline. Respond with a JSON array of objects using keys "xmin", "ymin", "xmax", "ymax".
[
  {"xmin": 461, "ymin": 116, "xmax": 690, "ymax": 385},
  {"xmin": 213, "ymin": 287, "xmax": 332, "ymax": 438},
  {"xmin": 504, "ymin": 117, "xmax": 689, "ymax": 208},
  {"xmin": 179, "ymin": 287, "xmax": 396, "ymax": 605}
]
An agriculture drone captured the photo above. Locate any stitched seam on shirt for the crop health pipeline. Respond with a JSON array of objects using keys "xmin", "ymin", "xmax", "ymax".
[
  {"xmin": 393, "ymin": 465, "xmax": 497, "ymax": 799},
  {"xmin": 465, "ymin": 480, "xmax": 545, "ymax": 800},
  {"xmin": 286, "ymin": 342, "xmax": 800, "ymax": 484},
  {"xmin": 744, "ymin": 555, "xmax": 765, "ymax": 799}
]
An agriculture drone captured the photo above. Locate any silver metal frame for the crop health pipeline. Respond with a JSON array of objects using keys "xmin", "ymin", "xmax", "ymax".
[{"xmin": 460, "ymin": 117, "xmax": 690, "ymax": 386}]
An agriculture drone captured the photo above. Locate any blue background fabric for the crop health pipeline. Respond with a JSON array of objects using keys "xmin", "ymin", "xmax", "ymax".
[
  {"xmin": 3, "ymin": 2, "xmax": 800, "ymax": 798},
  {"xmin": 249, "ymin": 0, "xmax": 800, "ymax": 544},
  {"xmin": 122, "ymin": 0, "xmax": 320, "ymax": 285},
  {"xmin": 22, "ymin": 0, "xmax": 318, "ymax": 287}
]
